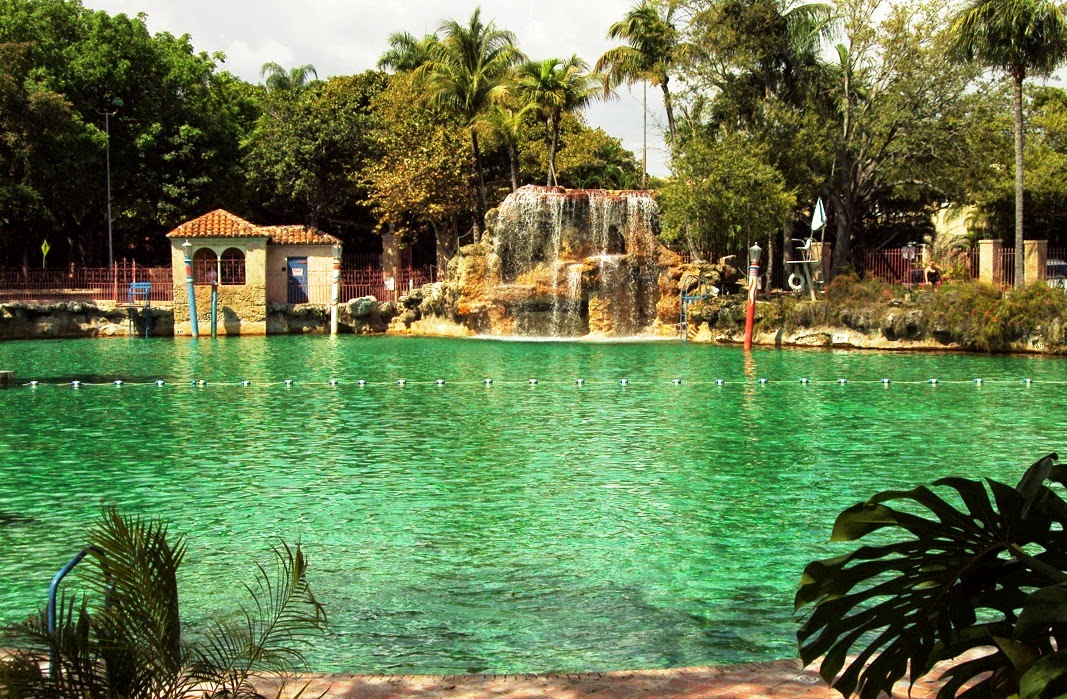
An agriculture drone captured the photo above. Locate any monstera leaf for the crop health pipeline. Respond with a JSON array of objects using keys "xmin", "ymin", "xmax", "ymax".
[{"xmin": 796, "ymin": 453, "xmax": 1067, "ymax": 699}]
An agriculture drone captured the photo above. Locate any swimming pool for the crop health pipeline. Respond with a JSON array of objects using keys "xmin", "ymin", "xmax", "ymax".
[{"xmin": 0, "ymin": 336, "xmax": 1063, "ymax": 674}]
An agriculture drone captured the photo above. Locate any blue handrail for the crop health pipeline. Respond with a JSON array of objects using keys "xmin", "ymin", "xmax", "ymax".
[{"xmin": 47, "ymin": 546, "xmax": 100, "ymax": 678}]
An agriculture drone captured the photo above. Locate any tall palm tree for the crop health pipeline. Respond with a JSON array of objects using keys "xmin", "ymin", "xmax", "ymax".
[
  {"xmin": 259, "ymin": 62, "xmax": 319, "ymax": 91},
  {"xmin": 948, "ymin": 0, "xmax": 1067, "ymax": 287},
  {"xmin": 484, "ymin": 102, "xmax": 535, "ymax": 191},
  {"xmin": 377, "ymin": 31, "xmax": 437, "ymax": 72},
  {"xmin": 414, "ymin": 9, "xmax": 524, "ymax": 240},
  {"xmin": 595, "ymin": 1, "xmax": 683, "ymax": 140},
  {"xmin": 516, "ymin": 55, "xmax": 599, "ymax": 186}
]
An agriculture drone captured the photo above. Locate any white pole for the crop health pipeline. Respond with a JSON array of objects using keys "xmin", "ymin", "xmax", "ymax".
[{"xmin": 330, "ymin": 244, "xmax": 341, "ymax": 335}]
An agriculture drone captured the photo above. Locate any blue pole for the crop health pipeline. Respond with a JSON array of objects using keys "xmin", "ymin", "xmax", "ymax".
[
  {"xmin": 210, "ymin": 280, "xmax": 218, "ymax": 337},
  {"xmin": 182, "ymin": 240, "xmax": 198, "ymax": 338},
  {"xmin": 48, "ymin": 547, "xmax": 97, "ymax": 679}
]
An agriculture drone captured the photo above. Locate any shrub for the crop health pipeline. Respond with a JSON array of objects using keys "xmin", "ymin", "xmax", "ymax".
[{"xmin": 0, "ymin": 507, "xmax": 327, "ymax": 699}]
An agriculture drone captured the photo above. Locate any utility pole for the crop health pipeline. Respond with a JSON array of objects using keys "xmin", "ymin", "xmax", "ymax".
[{"xmin": 97, "ymin": 101, "xmax": 121, "ymax": 266}]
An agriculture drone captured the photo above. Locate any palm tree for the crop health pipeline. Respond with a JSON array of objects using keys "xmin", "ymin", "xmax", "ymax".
[
  {"xmin": 948, "ymin": 0, "xmax": 1067, "ymax": 287},
  {"xmin": 483, "ymin": 102, "xmax": 535, "ymax": 191},
  {"xmin": 595, "ymin": 1, "xmax": 684, "ymax": 141},
  {"xmin": 377, "ymin": 31, "xmax": 437, "ymax": 72},
  {"xmin": 259, "ymin": 62, "xmax": 319, "ymax": 91},
  {"xmin": 414, "ymin": 9, "xmax": 524, "ymax": 240},
  {"xmin": 515, "ymin": 56, "xmax": 600, "ymax": 186}
]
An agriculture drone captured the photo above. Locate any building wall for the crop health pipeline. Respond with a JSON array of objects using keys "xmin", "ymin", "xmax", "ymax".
[
  {"xmin": 169, "ymin": 238, "xmax": 268, "ymax": 335},
  {"xmin": 266, "ymin": 245, "xmax": 338, "ymax": 305}
]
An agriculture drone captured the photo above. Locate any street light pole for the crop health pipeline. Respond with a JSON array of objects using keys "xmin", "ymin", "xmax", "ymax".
[
  {"xmin": 97, "ymin": 105, "xmax": 119, "ymax": 267},
  {"xmin": 743, "ymin": 242, "xmax": 762, "ymax": 351}
]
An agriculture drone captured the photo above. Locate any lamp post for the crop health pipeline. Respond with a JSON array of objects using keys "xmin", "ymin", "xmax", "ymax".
[
  {"xmin": 97, "ymin": 101, "xmax": 120, "ymax": 267},
  {"xmin": 743, "ymin": 242, "xmax": 762, "ymax": 351},
  {"xmin": 182, "ymin": 240, "xmax": 199, "ymax": 338},
  {"xmin": 330, "ymin": 243, "xmax": 342, "ymax": 335}
]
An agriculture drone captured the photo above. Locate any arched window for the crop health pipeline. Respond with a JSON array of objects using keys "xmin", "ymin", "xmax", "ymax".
[
  {"xmin": 220, "ymin": 248, "xmax": 246, "ymax": 285},
  {"xmin": 192, "ymin": 248, "xmax": 218, "ymax": 286}
]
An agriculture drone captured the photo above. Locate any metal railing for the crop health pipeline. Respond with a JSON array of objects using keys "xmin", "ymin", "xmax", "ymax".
[
  {"xmin": 0, "ymin": 262, "xmax": 173, "ymax": 304},
  {"xmin": 996, "ymin": 248, "xmax": 1015, "ymax": 287},
  {"xmin": 264, "ymin": 267, "xmax": 436, "ymax": 306},
  {"xmin": 0, "ymin": 262, "xmax": 438, "ymax": 306},
  {"xmin": 854, "ymin": 248, "xmax": 983, "ymax": 286}
]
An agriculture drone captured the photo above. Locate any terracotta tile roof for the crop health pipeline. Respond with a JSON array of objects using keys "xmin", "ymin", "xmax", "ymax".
[
  {"xmin": 165, "ymin": 209, "xmax": 266, "ymax": 239},
  {"xmin": 260, "ymin": 225, "xmax": 342, "ymax": 246},
  {"xmin": 167, "ymin": 210, "xmax": 340, "ymax": 246}
]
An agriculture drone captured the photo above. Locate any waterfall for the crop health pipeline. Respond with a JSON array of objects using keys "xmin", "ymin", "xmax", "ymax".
[{"xmin": 486, "ymin": 186, "xmax": 670, "ymax": 338}]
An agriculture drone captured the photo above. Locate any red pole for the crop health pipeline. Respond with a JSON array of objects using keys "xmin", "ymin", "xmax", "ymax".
[{"xmin": 744, "ymin": 243, "xmax": 761, "ymax": 351}]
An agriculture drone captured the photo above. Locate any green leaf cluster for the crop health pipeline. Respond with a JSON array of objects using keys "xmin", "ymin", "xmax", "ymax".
[{"xmin": 797, "ymin": 453, "xmax": 1067, "ymax": 699}]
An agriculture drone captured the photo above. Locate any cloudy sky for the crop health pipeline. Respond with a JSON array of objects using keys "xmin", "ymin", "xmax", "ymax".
[{"xmin": 81, "ymin": 0, "xmax": 672, "ymax": 176}]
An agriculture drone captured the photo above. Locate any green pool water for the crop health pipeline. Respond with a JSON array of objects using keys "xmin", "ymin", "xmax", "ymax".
[{"xmin": 0, "ymin": 335, "xmax": 1064, "ymax": 674}]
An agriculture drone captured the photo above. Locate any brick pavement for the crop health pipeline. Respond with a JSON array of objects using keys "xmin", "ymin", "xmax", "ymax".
[{"xmin": 253, "ymin": 655, "xmax": 969, "ymax": 698}]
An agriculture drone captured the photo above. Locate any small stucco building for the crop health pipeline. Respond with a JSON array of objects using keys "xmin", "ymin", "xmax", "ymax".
[{"xmin": 167, "ymin": 210, "xmax": 341, "ymax": 335}]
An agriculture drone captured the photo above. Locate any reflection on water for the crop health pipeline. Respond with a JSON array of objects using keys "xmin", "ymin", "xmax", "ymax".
[{"xmin": 0, "ymin": 336, "xmax": 1064, "ymax": 674}]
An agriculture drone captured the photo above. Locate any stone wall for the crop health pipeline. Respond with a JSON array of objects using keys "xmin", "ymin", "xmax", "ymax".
[
  {"xmin": 0, "ymin": 302, "xmax": 174, "ymax": 339},
  {"xmin": 0, "ymin": 298, "xmax": 395, "ymax": 340}
]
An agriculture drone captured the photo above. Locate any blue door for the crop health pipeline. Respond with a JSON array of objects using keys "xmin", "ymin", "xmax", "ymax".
[{"xmin": 287, "ymin": 257, "xmax": 309, "ymax": 303}]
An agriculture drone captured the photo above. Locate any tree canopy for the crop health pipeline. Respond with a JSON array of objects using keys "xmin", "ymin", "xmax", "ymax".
[{"xmin": 5, "ymin": 0, "xmax": 1067, "ymax": 275}]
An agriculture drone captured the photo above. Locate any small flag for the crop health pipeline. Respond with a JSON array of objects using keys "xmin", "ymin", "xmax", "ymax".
[{"xmin": 811, "ymin": 198, "xmax": 826, "ymax": 232}]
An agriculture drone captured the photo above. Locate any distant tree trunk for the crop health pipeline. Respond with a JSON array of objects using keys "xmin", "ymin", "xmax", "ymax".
[
  {"xmin": 547, "ymin": 116, "xmax": 559, "ymax": 187},
  {"xmin": 471, "ymin": 129, "xmax": 486, "ymax": 242},
  {"xmin": 660, "ymin": 80, "xmax": 676, "ymax": 139},
  {"xmin": 508, "ymin": 143, "xmax": 519, "ymax": 192},
  {"xmin": 766, "ymin": 233, "xmax": 776, "ymax": 292},
  {"xmin": 433, "ymin": 221, "xmax": 458, "ymax": 276},
  {"xmin": 1012, "ymin": 72, "xmax": 1025, "ymax": 288}
]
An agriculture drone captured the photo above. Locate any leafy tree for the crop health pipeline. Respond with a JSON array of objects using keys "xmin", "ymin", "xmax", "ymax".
[
  {"xmin": 0, "ymin": 40, "xmax": 97, "ymax": 268},
  {"xmin": 243, "ymin": 73, "xmax": 386, "ymax": 230},
  {"xmin": 659, "ymin": 128, "xmax": 795, "ymax": 259},
  {"xmin": 514, "ymin": 55, "xmax": 599, "ymax": 186},
  {"xmin": 259, "ymin": 62, "xmax": 318, "ymax": 91},
  {"xmin": 363, "ymin": 74, "xmax": 472, "ymax": 271},
  {"xmin": 551, "ymin": 121, "xmax": 642, "ymax": 190},
  {"xmin": 680, "ymin": 0, "xmax": 835, "ymax": 277},
  {"xmin": 819, "ymin": 0, "xmax": 982, "ymax": 275},
  {"xmin": 412, "ymin": 9, "xmax": 523, "ymax": 239},
  {"xmin": 595, "ymin": 0, "xmax": 684, "ymax": 140},
  {"xmin": 948, "ymin": 0, "xmax": 1067, "ymax": 286},
  {"xmin": 0, "ymin": 0, "xmax": 256, "ymax": 265},
  {"xmin": 515, "ymin": 112, "xmax": 642, "ymax": 190}
]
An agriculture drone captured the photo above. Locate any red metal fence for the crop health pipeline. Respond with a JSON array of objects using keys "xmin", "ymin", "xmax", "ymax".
[
  {"xmin": 262, "ymin": 267, "xmax": 437, "ymax": 306},
  {"xmin": 854, "ymin": 248, "xmax": 988, "ymax": 286},
  {"xmin": 0, "ymin": 261, "xmax": 439, "ymax": 306},
  {"xmin": 0, "ymin": 262, "xmax": 173, "ymax": 304}
]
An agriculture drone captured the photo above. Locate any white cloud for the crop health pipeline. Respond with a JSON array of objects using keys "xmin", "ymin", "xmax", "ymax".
[{"xmin": 81, "ymin": 0, "xmax": 671, "ymax": 176}]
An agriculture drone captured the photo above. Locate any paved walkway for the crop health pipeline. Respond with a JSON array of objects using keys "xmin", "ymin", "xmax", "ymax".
[{"xmin": 256, "ymin": 656, "xmax": 966, "ymax": 698}]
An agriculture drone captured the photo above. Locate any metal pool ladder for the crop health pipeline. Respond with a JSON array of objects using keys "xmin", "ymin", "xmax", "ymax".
[{"xmin": 679, "ymin": 273, "xmax": 716, "ymax": 341}]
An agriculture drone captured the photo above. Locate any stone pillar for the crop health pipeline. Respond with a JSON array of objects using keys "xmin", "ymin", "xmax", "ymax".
[
  {"xmin": 1024, "ymin": 240, "xmax": 1048, "ymax": 284},
  {"xmin": 381, "ymin": 228, "xmax": 399, "ymax": 297},
  {"xmin": 979, "ymin": 239, "xmax": 1001, "ymax": 283}
]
